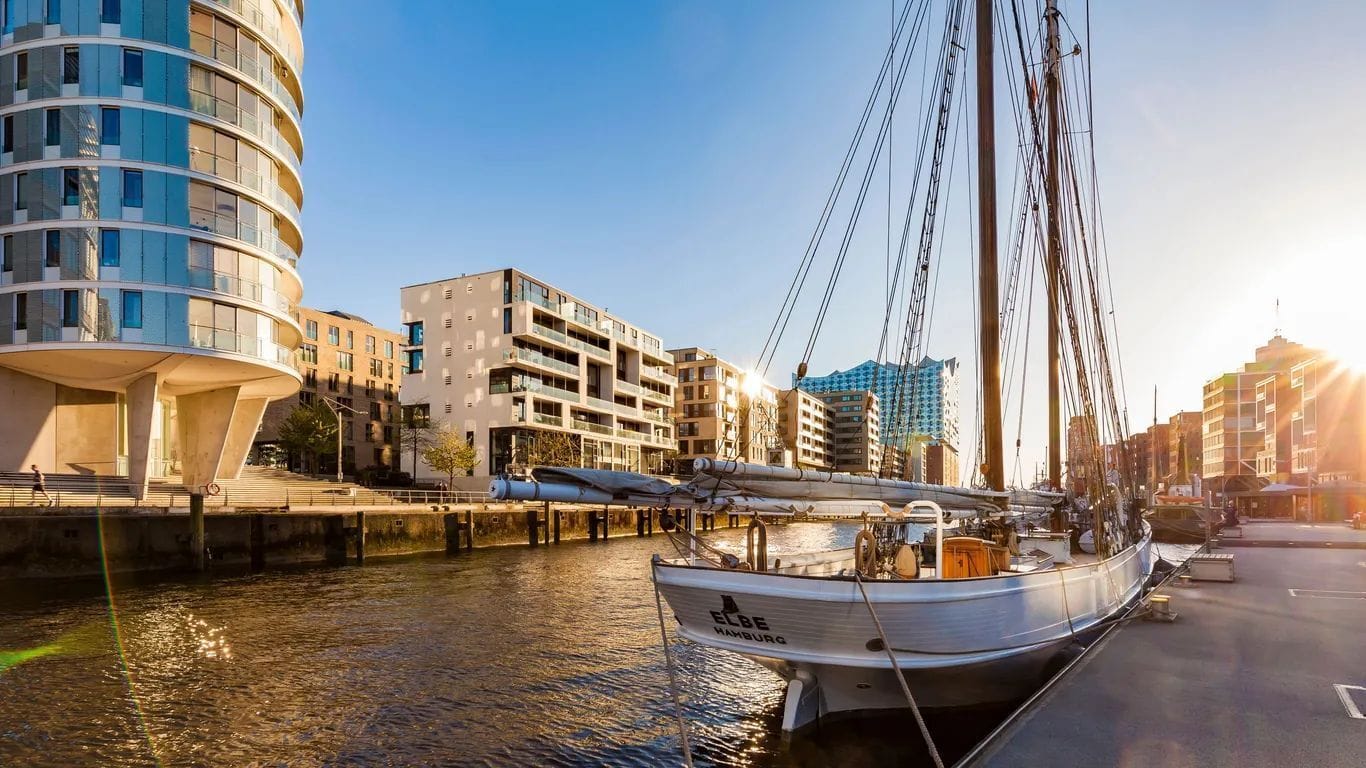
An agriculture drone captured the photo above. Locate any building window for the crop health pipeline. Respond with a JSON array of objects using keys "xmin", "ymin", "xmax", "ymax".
[
  {"xmin": 365, "ymin": 335, "xmax": 375, "ymax": 354},
  {"xmin": 63, "ymin": 46, "xmax": 79, "ymax": 85},
  {"xmin": 46, "ymin": 109, "xmax": 60, "ymax": 146},
  {"xmin": 100, "ymin": 0, "xmax": 119, "ymax": 23},
  {"xmin": 122, "ymin": 170, "xmax": 142, "ymax": 207},
  {"xmin": 121, "ymin": 290, "xmax": 142, "ymax": 328},
  {"xmin": 101, "ymin": 107, "xmax": 120, "ymax": 145},
  {"xmin": 46, "ymin": 0, "xmax": 60, "ymax": 24},
  {"xmin": 14, "ymin": 172, "xmax": 26, "ymax": 210},
  {"xmin": 385, "ymin": 340, "xmax": 394, "ymax": 359},
  {"xmin": 14, "ymin": 292, "xmax": 27, "ymax": 330},
  {"xmin": 2, "ymin": 115, "xmax": 11, "ymax": 153},
  {"xmin": 405, "ymin": 321, "xmax": 423, "ymax": 345},
  {"xmin": 300, "ymin": 343, "xmax": 317, "ymax": 364},
  {"xmin": 45, "ymin": 229, "xmax": 60, "ymax": 267},
  {"xmin": 63, "ymin": 168, "xmax": 79, "ymax": 206},
  {"xmin": 337, "ymin": 351, "xmax": 354, "ymax": 371},
  {"xmin": 346, "ymin": 330, "xmax": 354, "ymax": 349},
  {"xmin": 62, "ymin": 289, "xmax": 79, "ymax": 327},
  {"xmin": 99, "ymin": 228, "xmax": 120, "ymax": 267},
  {"xmin": 121, "ymin": 48, "xmax": 142, "ymax": 87},
  {"xmin": 305, "ymin": 319, "xmax": 318, "ymax": 340},
  {"xmin": 503, "ymin": 307, "xmax": 512, "ymax": 334},
  {"xmin": 405, "ymin": 349, "xmax": 424, "ymax": 374},
  {"xmin": 15, "ymin": 52, "xmax": 27, "ymax": 91},
  {"xmin": 1, "ymin": 235, "xmax": 11, "ymax": 272},
  {"xmin": 327, "ymin": 325, "xmax": 340, "ymax": 345}
]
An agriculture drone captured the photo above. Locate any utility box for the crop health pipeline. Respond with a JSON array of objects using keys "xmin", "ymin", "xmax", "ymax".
[{"xmin": 1188, "ymin": 553, "xmax": 1235, "ymax": 582}]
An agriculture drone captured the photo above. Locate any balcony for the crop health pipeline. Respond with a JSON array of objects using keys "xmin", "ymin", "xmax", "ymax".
[
  {"xmin": 641, "ymin": 366, "xmax": 678, "ymax": 386},
  {"xmin": 612, "ymin": 401, "xmax": 640, "ymax": 419},
  {"xmin": 530, "ymin": 412, "xmax": 564, "ymax": 427},
  {"xmin": 189, "ymin": 323, "xmax": 293, "ymax": 365},
  {"xmin": 584, "ymin": 396, "xmax": 617, "ymax": 414},
  {"xmin": 640, "ymin": 410, "xmax": 670, "ymax": 425},
  {"xmin": 189, "ymin": 30, "xmax": 302, "ymax": 124},
  {"xmin": 572, "ymin": 418, "xmax": 614, "ymax": 436},
  {"xmin": 503, "ymin": 347, "xmax": 578, "ymax": 377},
  {"xmin": 494, "ymin": 378, "xmax": 580, "ymax": 403},
  {"xmin": 201, "ymin": 0, "xmax": 304, "ymax": 77},
  {"xmin": 516, "ymin": 289, "xmax": 558, "ymax": 312},
  {"xmin": 614, "ymin": 379, "xmax": 645, "ymax": 397},
  {"xmin": 641, "ymin": 388, "xmax": 672, "ymax": 405},
  {"xmin": 188, "ymin": 267, "xmax": 295, "ymax": 315},
  {"xmin": 189, "ymin": 89, "xmax": 301, "ymax": 173},
  {"xmin": 529, "ymin": 324, "xmax": 611, "ymax": 361},
  {"xmin": 187, "ymin": 206, "xmax": 300, "ymax": 266}
]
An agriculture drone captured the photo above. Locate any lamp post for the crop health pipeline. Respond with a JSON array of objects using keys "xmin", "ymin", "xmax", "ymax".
[{"xmin": 322, "ymin": 396, "xmax": 362, "ymax": 484}]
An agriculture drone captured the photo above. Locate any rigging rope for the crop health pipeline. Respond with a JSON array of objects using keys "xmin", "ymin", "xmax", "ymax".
[{"xmin": 651, "ymin": 568, "xmax": 695, "ymax": 768}]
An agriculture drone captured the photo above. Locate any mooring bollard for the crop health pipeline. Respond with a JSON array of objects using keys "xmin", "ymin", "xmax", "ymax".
[
  {"xmin": 588, "ymin": 509, "xmax": 599, "ymax": 542},
  {"xmin": 636, "ymin": 508, "xmax": 646, "ymax": 537},
  {"xmin": 190, "ymin": 493, "xmax": 205, "ymax": 572}
]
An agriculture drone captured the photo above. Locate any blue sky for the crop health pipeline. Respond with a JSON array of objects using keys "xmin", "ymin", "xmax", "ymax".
[{"xmin": 299, "ymin": 1, "xmax": 1366, "ymax": 481}]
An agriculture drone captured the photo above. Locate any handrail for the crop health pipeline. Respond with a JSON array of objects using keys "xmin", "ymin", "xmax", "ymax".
[
  {"xmin": 189, "ymin": 323, "xmax": 294, "ymax": 365},
  {"xmin": 188, "ymin": 89, "xmax": 302, "ymax": 173},
  {"xmin": 189, "ymin": 150, "xmax": 302, "ymax": 222},
  {"xmin": 188, "ymin": 206, "xmax": 299, "ymax": 266},
  {"xmin": 189, "ymin": 31, "xmax": 301, "ymax": 122}
]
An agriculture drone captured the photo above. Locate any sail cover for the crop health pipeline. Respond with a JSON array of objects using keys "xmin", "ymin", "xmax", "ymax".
[{"xmin": 487, "ymin": 459, "xmax": 1045, "ymax": 516}]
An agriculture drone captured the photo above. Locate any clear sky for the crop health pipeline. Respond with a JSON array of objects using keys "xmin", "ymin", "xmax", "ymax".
[{"xmin": 299, "ymin": 1, "xmax": 1365, "ymax": 482}]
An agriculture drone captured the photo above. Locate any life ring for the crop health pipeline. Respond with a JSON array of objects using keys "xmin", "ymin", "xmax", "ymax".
[{"xmin": 204, "ymin": 483, "xmax": 222, "ymax": 497}]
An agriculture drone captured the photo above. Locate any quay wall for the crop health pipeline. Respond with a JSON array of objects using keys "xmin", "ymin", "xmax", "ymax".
[{"xmin": 0, "ymin": 504, "xmax": 710, "ymax": 580}]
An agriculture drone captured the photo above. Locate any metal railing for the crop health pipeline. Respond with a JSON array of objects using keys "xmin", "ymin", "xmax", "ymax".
[
  {"xmin": 503, "ymin": 347, "xmax": 578, "ymax": 376},
  {"xmin": 187, "ymin": 205, "xmax": 300, "ymax": 265},
  {"xmin": 189, "ymin": 31, "xmax": 302, "ymax": 123},
  {"xmin": 189, "ymin": 150, "xmax": 302, "ymax": 223},
  {"xmin": 572, "ymin": 418, "xmax": 614, "ymax": 436},
  {"xmin": 200, "ymin": 0, "xmax": 304, "ymax": 75},
  {"xmin": 189, "ymin": 324, "xmax": 294, "ymax": 365},
  {"xmin": 188, "ymin": 89, "xmax": 302, "ymax": 173},
  {"xmin": 188, "ymin": 266, "xmax": 295, "ymax": 314}
]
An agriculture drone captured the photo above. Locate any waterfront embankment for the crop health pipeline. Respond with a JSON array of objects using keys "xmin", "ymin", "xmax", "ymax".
[
  {"xmin": 965, "ymin": 521, "xmax": 1366, "ymax": 767},
  {"xmin": 0, "ymin": 503, "xmax": 704, "ymax": 580}
]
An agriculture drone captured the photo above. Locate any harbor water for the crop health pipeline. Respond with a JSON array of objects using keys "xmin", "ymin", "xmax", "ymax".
[{"xmin": 0, "ymin": 524, "xmax": 1194, "ymax": 766}]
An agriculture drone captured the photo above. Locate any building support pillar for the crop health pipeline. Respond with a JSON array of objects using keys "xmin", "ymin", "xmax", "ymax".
[
  {"xmin": 176, "ymin": 386, "xmax": 242, "ymax": 492},
  {"xmin": 216, "ymin": 397, "xmax": 270, "ymax": 480},
  {"xmin": 126, "ymin": 373, "xmax": 160, "ymax": 499}
]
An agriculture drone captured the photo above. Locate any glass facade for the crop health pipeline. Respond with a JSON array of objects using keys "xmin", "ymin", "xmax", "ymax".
[
  {"xmin": 0, "ymin": 0, "xmax": 304, "ymax": 368},
  {"xmin": 798, "ymin": 358, "xmax": 960, "ymax": 449}
]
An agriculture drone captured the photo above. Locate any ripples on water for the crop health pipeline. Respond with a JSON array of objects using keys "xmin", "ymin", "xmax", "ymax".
[{"xmin": 0, "ymin": 524, "xmax": 1198, "ymax": 767}]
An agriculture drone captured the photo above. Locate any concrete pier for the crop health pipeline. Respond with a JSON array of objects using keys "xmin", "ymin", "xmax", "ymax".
[{"xmin": 968, "ymin": 522, "xmax": 1366, "ymax": 767}]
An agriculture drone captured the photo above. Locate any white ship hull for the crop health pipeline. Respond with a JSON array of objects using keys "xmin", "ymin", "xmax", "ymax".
[{"xmin": 653, "ymin": 527, "xmax": 1152, "ymax": 730}]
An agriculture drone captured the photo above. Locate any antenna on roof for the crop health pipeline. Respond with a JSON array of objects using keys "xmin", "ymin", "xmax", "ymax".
[{"xmin": 1274, "ymin": 297, "xmax": 1281, "ymax": 336}]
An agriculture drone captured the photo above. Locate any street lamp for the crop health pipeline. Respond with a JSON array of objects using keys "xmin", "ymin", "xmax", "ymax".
[{"xmin": 321, "ymin": 396, "xmax": 362, "ymax": 484}]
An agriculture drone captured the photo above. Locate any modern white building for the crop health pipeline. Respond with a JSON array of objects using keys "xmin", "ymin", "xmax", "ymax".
[
  {"xmin": 0, "ymin": 0, "xmax": 305, "ymax": 496},
  {"xmin": 399, "ymin": 268, "xmax": 676, "ymax": 483}
]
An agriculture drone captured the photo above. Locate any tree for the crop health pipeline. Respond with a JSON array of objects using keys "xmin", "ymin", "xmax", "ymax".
[
  {"xmin": 399, "ymin": 402, "xmax": 435, "ymax": 479},
  {"xmin": 422, "ymin": 425, "xmax": 480, "ymax": 488},
  {"xmin": 524, "ymin": 431, "xmax": 581, "ymax": 469},
  {"xmin": 277, "ymin": 401, "xmax": 338, "ymax": 473}
]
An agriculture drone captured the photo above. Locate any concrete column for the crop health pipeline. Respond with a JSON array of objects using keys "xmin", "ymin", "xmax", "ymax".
[
  {"xmin": 216, "ymin": 397, "xmax": 270, "ymax": 480},
  {"xmin": 176, "ymin": 386, "xmax": 241, "ymax": 492},
  {"xmin": 125, "ymin": 373, "xmax": 159, "ymax": 499}
]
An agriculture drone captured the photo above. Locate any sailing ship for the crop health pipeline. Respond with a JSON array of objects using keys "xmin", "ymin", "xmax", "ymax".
[{"xmin": 492, "ymin": 0, "xmax": 1152, "ymax": 734}]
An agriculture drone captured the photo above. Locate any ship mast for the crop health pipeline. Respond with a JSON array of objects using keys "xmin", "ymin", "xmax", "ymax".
[
  {"xmin": 975, "ymin": 0, "xmax": 1004, "ymax": 493},
  {"xmin": 1044, "ymin": 0, "xmax": 1063, "ymax": 492}
]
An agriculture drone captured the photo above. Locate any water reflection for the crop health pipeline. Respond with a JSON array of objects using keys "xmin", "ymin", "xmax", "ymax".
[{"xmin": 0, "ymin": 523, "xmax": 1196, "ymax": 767}]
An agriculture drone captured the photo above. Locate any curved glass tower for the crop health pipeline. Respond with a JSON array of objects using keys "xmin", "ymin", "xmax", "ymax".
[{"xmin": 0, "ymin": 0, "xmax": 304, "ymax": 496}]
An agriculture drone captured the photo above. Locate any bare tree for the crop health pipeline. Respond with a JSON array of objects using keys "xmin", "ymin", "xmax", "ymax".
[{"xmin": 524, "ymin": 431, "xmax": 582, "ymax": 469}]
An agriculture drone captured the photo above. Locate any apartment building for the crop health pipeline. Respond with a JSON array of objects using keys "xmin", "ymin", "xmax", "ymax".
[
  {"xmin": 818, "ymin": 390, "xmax": 881, "ymax": 474},
  {"xmin": 798, "ymin": 357, "xmax": 960, "ymax": 450},
  {"xmin": 667, "ymin": 347, "xmax": 781, "ymax": 470},
  {"xmin": 1168, "ymin": 411, "xmax": 1203, "ymax": 486},
  {"xmin": 1289, "ymin": 358, "xmax": 1366, "ymax": 484},
  {"xmin": 779, "ymin": 388, "xmax": 833, "ymax": 470},
  {"xmin": 255, "ymin": 308, "xmax": 403, "ymax": 476},
  {"xmin": 1202, "ymin": 335, "xmax": 1314, "ymax": 495},
  {"xmin": 1253, "ymin": 373, "xmax": 1295, "ymax": 484},
  {"xmin": 0, "ymin": 0, "xmax": 306, "ymax": 495},
  {"xmin": 399, "ymin": 269, "xmax": 675, "ymax": 483},
  {"xmin": 1065, "ymin": 414, "xmax": 1097, "ymax": 494}
]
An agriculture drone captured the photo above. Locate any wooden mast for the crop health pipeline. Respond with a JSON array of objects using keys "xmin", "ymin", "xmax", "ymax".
[
  {"xmin": 975, "ymin": 0, "xmax": 1004, "ymax": 493},
  {"xmin": 1044, "ymin": 0, "xmax": 1063, "ymax": 492}
]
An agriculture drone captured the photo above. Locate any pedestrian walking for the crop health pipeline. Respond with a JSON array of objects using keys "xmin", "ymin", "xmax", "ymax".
[{"xmin": 31, "ymin": 464, "xmax": 54, "ymax": 507}]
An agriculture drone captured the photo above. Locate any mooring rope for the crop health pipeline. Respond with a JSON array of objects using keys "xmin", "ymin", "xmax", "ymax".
[
  {"xmin": 651, "ymin": 567, "xmax": 695, "ymax": 768},
  {"xmin": 853, "ymin": 572, "xmax": 944, "ymax": 768}
]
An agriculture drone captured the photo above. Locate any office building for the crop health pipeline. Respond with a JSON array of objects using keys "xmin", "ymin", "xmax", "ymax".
[
  {"xmin": 1202, "ymin": 335, "xmax": 1314, "ymax": 495},
  {"xmin": 255, "ymin": 308, "xmax": 403, "ymax": 476},
  {"xmin": 1168, "ymin": 411, "xmax": 1203, "ymax": 487},
  {"xmin": 1289, "ymin": 358, "xmax": 1365, "ymax": 518},
  {"xmin": 798, "ymin": 357, "xmax": 959, "ymax": 450},
  {"xmin": 818, "ymin": 389, "xmax": 881, "ymax": 474},
  {"xmin": 667, "ymin": 346, "xmax": 781, "ymax": 470},
  {"xmin": 0, "ymin": 0, "xmax": 305, "ymax": 496},
  {"xmin": 399, "ymin": 269, "xmax": 675, "ymax": 483},
  {"xmin": 778, "ymin": 388, "xmax": 833, "ymax": 470}
]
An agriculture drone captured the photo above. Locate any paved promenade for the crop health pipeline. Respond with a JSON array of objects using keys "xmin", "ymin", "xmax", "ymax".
[{"xmin": 968, "ymin": 525, "xmax": 1365, "ymax": 767}]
